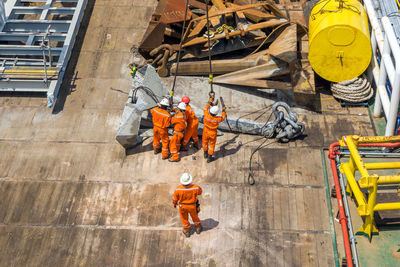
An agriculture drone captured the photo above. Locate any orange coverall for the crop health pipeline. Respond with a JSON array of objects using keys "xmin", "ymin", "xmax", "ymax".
[
  {"xmin": 172, "ymin": 184, "xmax": 202, "ymax": 229},
  {"xmin": 202, "ymin": 103, "xmax": 226, "ymax": 156},
  {"xmin": 169, "ymin": 110, "xmax": 186, "ymax": 160},
  {"xmin": 150, "ymin": 106, "xmax": 171, "ymax": 158},
  {"xmin": 182, "ymin": 104, "xmax": 199, "ymax": 146}
]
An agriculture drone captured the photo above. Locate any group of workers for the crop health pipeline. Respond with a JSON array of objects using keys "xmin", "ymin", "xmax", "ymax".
[{"xmin": 151, "ymin": 94, "xmax": 226, "ymax": 163}]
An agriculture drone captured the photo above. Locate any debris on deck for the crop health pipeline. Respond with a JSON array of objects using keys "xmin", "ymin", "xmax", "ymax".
[{"xmin": 136, "ymin": 0, "xmax": 315, "ymax": 107}]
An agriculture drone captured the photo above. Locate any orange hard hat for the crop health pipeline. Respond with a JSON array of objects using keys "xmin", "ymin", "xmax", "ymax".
[{"xmin": 181, "ymin": 96, "xmax": 190, "ymax": 103}]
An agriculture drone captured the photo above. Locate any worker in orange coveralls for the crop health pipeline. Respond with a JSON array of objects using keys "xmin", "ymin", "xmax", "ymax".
[
  {"xmin": 202, "ymin": 95, "xmax": 226, "ymax": 163},
  {"xmin": 169, "ymin": 102, "xmax": 187, "ymax": 162},
  {"xmin": 173, "ymin": 173, "xmax": 202, "ymax": 237},
  {"xmin": 150, "ymin": 98, "xmax": 171, "ymax": 159},
  {"xmin": 180, "ymin": 96, "xmax": 200, "ymax": 151}
]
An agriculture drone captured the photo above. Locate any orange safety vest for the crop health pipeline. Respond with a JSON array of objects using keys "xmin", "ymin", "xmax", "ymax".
[
  {"xmin": 171, "ymin": 110, "xmax": 186, "ymax": 132},
  {"xmin": 172, "ymin": 184, "xmax": 202, "ymax": 205},
  {"xmin": 184, "ymin": 104, "xmax": 199, "ymax": 125},
  {"xmin": 150, "ymin": 106, "xmax": 171, "ymax": 128},
  {"xmin": 203, "ymin": 103, "xmax": 226, "ymax": 130}
]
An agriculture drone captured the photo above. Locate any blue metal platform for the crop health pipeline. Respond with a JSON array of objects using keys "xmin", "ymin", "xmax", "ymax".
[{"xmin": 0, "ymin": 0, "xmax": 88, "ymax": 107}]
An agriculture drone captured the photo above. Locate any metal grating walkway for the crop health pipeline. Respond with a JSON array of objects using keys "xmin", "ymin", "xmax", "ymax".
[{"xmin": 0, "ymin": 0, "xmax": 87, "ymax": 107}]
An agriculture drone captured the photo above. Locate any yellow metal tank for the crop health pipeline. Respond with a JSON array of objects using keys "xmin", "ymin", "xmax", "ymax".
[{"xmin": 308, "ymin": 0, "xmax": 372, "ymax": 82}]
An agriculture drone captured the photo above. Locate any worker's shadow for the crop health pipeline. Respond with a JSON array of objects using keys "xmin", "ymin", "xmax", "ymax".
[
  {"xmin": 192, "ymin": 218, "xmax": 219, "ymax": 234},
  {"xmin": 217, "ymin": 134, "xmax": 242, "ymax": 159},
  {"xmin": 125, "ymin": 140, "xmax": 154, "ymax": 156}
]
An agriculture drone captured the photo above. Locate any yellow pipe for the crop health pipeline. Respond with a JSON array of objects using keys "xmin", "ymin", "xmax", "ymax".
[
  {"xmin": 374, "ymin": 202, "xmax": 400, "ymax": 211},
  {"xmin": 377, "ymin": 175, "xmax": 400, "ymax": 184},
  {"xmin": 358, "ymin": 176, "xmax": 379, "ymax": 239},
  {"xmin": 340, "ymin": 163, "xmax": 367, "ymax": 209},
  {"xmin": 365, "ymin": 162, "xmax": 400, "ymax": 169},
  {"xmin": 346, "ymin": 136, "xmax": 370, "ymax": 177},
  {"xmin": 358, "ymin": 135, "xmax": 400, "ymax": 143}
]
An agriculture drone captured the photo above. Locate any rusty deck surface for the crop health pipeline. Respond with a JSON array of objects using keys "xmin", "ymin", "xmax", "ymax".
[{"xmin": 0, "ymin": 0, "xmax": 377, "ymax": 266}]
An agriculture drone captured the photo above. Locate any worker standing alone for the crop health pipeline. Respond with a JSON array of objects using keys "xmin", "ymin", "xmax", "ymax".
[
  {"xmin": 172, "ymin": 173, "xmax": 202, "ymax": 237},
  {"xmin": 169, "ymin": 102, "xmax": 187, "ymax": 162},
  {"xmin": 202, "ymin": 95, "xmax": 226, "ymax": 163},
  {"xmin": 150, "ymin": 98, "xmax": 171, "ymax": 159},
  {"xmin": 181, "ymin": 96, "xmax": 200, "ymax": 151}
]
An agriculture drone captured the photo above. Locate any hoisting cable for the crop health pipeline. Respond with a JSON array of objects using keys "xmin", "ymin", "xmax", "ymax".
[
  {"xmin": 247, "ymin": 102, "xmax": 305, "ymax": 185},
  {"xmin": 247, "ymin": 108, "xmax": 274, "ymax": 185},
  {"xmin": 204, "ymin": 1, "xmax": 234, "ymax": 134},
  {"xmin": 205, "ymin": 0, "xmax": 214, "ymax": 99},
  {"xmin": 248, "ymin": 139, "xmax": 277, "ymax": 185},
  {"xmin": 170, "ymin": 0, "xmax": 190, "ymax": 107}
]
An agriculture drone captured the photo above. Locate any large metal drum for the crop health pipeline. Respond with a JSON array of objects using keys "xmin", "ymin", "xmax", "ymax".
[{"xmin": 308, "ymin": 0, "xmax": 372, "ymax": 82}]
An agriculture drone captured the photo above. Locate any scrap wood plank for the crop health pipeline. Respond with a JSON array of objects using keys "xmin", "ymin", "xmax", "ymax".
[
  {"xmin": 188, "ymin": 0, "xmax": 209, "ymax": 10},
  {"xmin": 190, "ymin": 2, "xmax": 276, "ymax": 22},
  {"xmin": 213, "ymin": 78, "xmax": 292, "ymax": 89},
  {"xmin": 189, "ymin": 19, "xmax": 207, "ymax": 37},
  {"xmin": 170, "ymin": 53, "xmax": 270, "ymax": 75},
  {"xmin": 227, "ymin": 3, "xmax": 275, "ymax": 22},
  {"xmin": 291, "ymin": 59, "xmax": 316, "ymax": 108},
  {"xmin": 213, "ymin": 58, "xmax": 289, "ymax": 83},
  {"xmin": 268, "ymin": 23, "xmax": 297, "ymax": 63}
]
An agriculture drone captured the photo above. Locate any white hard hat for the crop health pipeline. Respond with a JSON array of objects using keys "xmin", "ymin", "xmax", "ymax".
[
  {"xmin": 209, "ymin": 105, "xmax": 219, "ymax": 115},
  {"xmin": 160, "ymin": 98, "xmax": 169, "ymax": 106},
  {"xmin": 180, "ymin": 173, "xmax": 193, "ymax": 185},
  {"xmin": 177, "ymin": 102, "xmax": 186, "ymax": 111}
]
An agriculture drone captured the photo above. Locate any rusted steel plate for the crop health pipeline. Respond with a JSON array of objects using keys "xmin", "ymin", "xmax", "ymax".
[{"xmin": 160, "ymin": 0, "xmax": 192, "ymax": 24}]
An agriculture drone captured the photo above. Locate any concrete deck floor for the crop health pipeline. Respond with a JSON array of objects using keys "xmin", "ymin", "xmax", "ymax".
[{"xmin": 0, "ymin": 0, "xmax": 380, "ymax": 266}]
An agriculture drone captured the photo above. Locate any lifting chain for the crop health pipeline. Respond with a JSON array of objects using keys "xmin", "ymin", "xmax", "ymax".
[
  {"xmin": 262, "ymin": 102, "xmax": 305, "ymax": 143},
  {"xmin": 203, "ymin": 24, "xmax": 234, "ymax": 38}
]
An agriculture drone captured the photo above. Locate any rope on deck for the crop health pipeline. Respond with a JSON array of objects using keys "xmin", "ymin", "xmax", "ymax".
[{"xmin": 330, "ymin": 74, "xmax": 373, "ymax": 103}]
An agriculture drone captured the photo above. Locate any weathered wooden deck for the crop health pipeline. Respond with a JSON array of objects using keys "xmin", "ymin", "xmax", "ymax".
[{"xmin": 0, "ymin": 0, "xmax": 377, "ymax": 266}]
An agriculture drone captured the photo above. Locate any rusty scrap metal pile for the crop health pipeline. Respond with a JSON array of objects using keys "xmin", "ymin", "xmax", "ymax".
[{"xmin": 138, "ymin": 0, "xmax": 314, "ymax": 95}]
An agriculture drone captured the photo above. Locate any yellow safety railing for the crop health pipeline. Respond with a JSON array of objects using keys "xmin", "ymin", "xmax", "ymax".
[{"xmin": 339, "ymin": 135, "xmax": 400, "ymax": 239}]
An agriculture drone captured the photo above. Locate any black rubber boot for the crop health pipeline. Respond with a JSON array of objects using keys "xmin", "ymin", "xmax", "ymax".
[
  {"xmin": 154, "ymin": 148, "xmax": 161, "ymax": 155},
  {"xmin": 195, "ymin": 224, "xmax": 202, "ymax": 234},
  {"xmin": 207, "ymin": 154, "xmax": 214, "ymax": 163},
  {"xmin": 203, "ymin": 151, "xmax": 208, "ymax": 159},
  {"xmin": 168, "ymin": 157, "xmax": 180, "ymax": 162},
  {"xmin": 183, "ymin": 228, "xmax": 191, "ymax": 238},
  {"xmin": 193, "ymin": 141, "xmax": 200, "ymax": 150}
]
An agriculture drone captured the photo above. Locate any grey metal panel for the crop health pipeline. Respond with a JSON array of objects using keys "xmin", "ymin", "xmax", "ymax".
[
  {"xmin": 0, "ymin": 33, "xmax": 67, "ymax": 42},
  {"xmin": 3, "ymin": 20, "xmax": 71, "ymax": 32},
  {"xmin": 0, "ymin": 45, "xmax": 62, "ymax": 56},
  {"xmin": 0, "ymin": 80, "xmax": 48, "ymax": 92},
  {"xmin": 18, "ymin": 0, "xmax": 78, "ymax": 2},
  {"xmin": 10, "ymin": 7, "xmax": 76, "ymax": 16},
  {"xmin": 0, "ymin": 0, "xmax": 5, "ymax": 30}
]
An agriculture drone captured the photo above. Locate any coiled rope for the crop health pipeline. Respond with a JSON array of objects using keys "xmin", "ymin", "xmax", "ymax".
[{"xmin": 330, "ymin": 74, "xmax": 373, "ymax": 103}]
